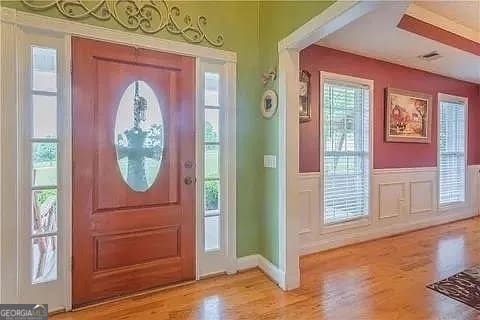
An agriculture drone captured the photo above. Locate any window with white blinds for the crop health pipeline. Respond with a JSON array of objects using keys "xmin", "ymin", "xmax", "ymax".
[
  {"xmin": 323, "ymin": 79, "xmax": 370, "ymax": 224},
  {"xmin": 439, "ymin": 99, "xmax": 466, "ymax": 206}
]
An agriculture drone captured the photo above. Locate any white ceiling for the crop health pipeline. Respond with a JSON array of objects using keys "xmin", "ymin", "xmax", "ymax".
[
  {"xmin": 316, "ymin": 2, "xmax": 480, "ymax": 84},
  {"xmin": 415, "ymin": 1, "xmax": 480, "ymax": 32}
]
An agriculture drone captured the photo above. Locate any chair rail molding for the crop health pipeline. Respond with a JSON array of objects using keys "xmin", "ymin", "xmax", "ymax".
[{"xmin": 20, "ymin": 0, "xmax": 224, "ymax": 47}]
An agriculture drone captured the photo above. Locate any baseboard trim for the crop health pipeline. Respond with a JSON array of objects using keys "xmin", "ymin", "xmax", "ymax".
[
  {"xmin": 258, "ymin": 255, "xmax": 284, "ymax": 286},
  {"xmin": 236, "ymin": 255, "xmax": 259, "ymax": 271},
  {"xmin": 237, "ymin": 254, "xmax": 284, "ymax": 287}
]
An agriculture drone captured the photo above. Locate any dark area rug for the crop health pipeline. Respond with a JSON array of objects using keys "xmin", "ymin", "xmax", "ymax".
[{"xmin": 427, "ymin": 265, "xmax": 480, "ymax": 311}]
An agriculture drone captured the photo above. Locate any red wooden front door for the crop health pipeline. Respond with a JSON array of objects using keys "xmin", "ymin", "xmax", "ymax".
[{"xmin": 72, "ymin": 37, "xmax": 195, "ymax": 307}]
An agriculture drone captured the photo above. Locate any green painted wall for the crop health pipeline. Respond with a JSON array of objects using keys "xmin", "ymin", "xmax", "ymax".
[
  {"xmin": 1, "ymin": 0, "xmax": 263, "ymax": 257},
  {"xmin": 1, "ymin": 0, "xmax": 335, "ymax": 264},
  {"xmin": 258, "ymin": 1, "xmax": 334, "ymax": 265}
]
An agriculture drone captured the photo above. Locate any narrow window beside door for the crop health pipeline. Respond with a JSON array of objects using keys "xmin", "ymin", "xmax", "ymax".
[
  {"xmin": 204, "ymin": 72, "xmax": 221, "ymax": 251},
  {"xmin": 322, "ymin": 78, "xmax": 370, "ymax": 225},
  {"xmin": 30, "ymin": 46, "xmax": 59, "ymax": 284},
  {"xmin": 439, "ymin": 98, "xmax": 466, "ymax": 206}
]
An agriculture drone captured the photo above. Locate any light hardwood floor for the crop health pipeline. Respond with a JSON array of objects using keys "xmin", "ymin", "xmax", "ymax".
[{"xmin": 54, "ymin": 217, "xmax": 480, "ymax": 319}]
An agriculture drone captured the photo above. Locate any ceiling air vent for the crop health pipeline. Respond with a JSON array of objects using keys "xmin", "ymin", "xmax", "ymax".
[{"xmin": 418, "ymin": 51, "xmax": 442, "ymax": 61}]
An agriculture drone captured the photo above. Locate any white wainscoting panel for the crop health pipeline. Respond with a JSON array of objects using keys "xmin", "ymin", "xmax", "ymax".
[
  {"xmin": 410, "ymin": 180, "xmax": 434, "ymax": 214},
  {"xmin": 298, "ymin": 173, "xmax": 321, "ymax": 244},
  {"xmin": 378, "ymin": 182, "xmax": 405, "ymax": 219},
  {"xmin": 470, "ymin": 165, "xmax": 480, "ymax": 213},
  {"xmin": 298, "ymin": 191, "xmax": 312, "ymax": 234},
  {"xmin": 298, "ymin": 166, "xmax": 479, "ymax": 255}
]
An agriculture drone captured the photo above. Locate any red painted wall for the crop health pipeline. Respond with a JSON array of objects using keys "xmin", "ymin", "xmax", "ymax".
[{"xmin": 299, "ymin": 45, "xmax": 480, "ymax": 172}]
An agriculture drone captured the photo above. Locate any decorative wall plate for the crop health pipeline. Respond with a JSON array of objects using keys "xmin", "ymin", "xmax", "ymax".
[{"xmin": 261, "ymin": 89, "xmax": 278, "ymax": 119}]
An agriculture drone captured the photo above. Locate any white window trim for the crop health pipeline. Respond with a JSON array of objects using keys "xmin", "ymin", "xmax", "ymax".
[
  {"xmin": 17, "ymin": 29, "xmax": 71, "ymax": 310},
  {"xmin": 437, "ymin": 92, "xmax": 469, "ymax": 211},
  {"xmin": 196, "ymin": 60, "xmax": 237, "ymax": 277},
  {"xmin": 319, "ymin": 72, "xmax": 374, "ymax": 234},
  {"xmin": 0, "ymin": 7, "xmax": 237, "ymax": 311}
]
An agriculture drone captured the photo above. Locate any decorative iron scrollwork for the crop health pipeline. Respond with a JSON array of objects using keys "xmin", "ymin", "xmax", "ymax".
[{"xmin": 21, "ymin": 0, "xmax": 224, "ymax": 47}]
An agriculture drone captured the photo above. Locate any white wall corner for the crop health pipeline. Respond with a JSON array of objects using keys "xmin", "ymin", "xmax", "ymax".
[
  {"xmin": 257, "ymin": 255, "xmax": 285, "ymax": 287},
  {"xmin": 236, "ymin": 255, "xmax": 284, "ymax": 288},
  {"xmin": 278, "ymin": 48, "xmax": 301, "ymax": 291},
  {"xmin": 236, "ymin": 255, "xmax": 259, "ymax": 271}
]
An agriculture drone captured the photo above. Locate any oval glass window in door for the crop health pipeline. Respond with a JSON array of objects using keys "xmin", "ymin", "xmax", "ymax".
[{"xmin": 114, "ymin": 81, "xmax": 164, "ymax": 192}]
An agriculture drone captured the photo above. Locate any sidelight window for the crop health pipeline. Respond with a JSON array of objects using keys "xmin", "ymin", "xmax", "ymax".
[
  {"xmin": 198, "ymin": 60, "xmax": 235, "ymax": 278},
  {"xmin": 203, "ymin": 72, "xmax": 221, "ymax": 251},
  {"xmin": 30, "ymin": 46, "xmax": 59, "ymax": 284}
]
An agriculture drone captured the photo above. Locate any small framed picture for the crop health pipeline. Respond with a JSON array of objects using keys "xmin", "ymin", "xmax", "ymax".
[
  {"xmin": 261, "ymin": 89, "xmax": 278, "ymax": 119},
  {"xmin": 299, "ymin": 70, "xmax": 311, "ymax": 122},
  {"xmin": 385, "ymin": 88, "xmax": 432, "ymax": 143}
]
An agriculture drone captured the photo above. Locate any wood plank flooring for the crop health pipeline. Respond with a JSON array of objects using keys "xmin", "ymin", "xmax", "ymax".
[{"xmin": 54, "ymin": 217, "xmax": 480, "ymax": 319}]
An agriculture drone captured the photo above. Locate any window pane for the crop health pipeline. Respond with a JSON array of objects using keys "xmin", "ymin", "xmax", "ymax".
[
  {"xmin": 439, "ymin": 101, "xmax": 465, "ymax": 205},
  {"xmin": 32, "ymin": 142, "xmax": 57, "ymax": 187},
  {"xmin": 32, "ymin": 47, "xmax": 57, "ymax": 92},
  {"xmin": 205, "ymin": 72, "xmax": 219, "ymax": 107},
  {"xmin": 323, "ymin": 82, "xmax": 369, "ymax": 224},
  {"xmin": 205, "ymin": 216, "xmax": 220, "ymax": 251},
  {"xmin": 204, "ymin": 180, "xmax": 220, "ymax": 212},
  {"xmin": 114, "ymin": 80, "xmax": 164, "ymax": 192},
  {"xmin": 205, "ymin": 108, "xmax": 220, "ymax": 143},
  {"xmin": 439, "ymin": 154, "xmax": 465, "ymax": 203},
  {"xmin": 32, "ymin": 235, "xmax": 57, "ymax": 284},
  {"xmin": 205, "ymin": 145, "xmax": 219, "ymax": 179},
  {"xmin": 32, "ymin": 189, "xmax": 57, "ymax": 235},
  {"xmin": 33, "ymin": 95, "xmax": 57, "ymax": 139}
]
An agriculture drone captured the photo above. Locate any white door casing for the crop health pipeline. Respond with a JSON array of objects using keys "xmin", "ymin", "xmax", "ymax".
[{"xmin": 0, "ymin": 7, "xmax": 237, "ymax": 311}]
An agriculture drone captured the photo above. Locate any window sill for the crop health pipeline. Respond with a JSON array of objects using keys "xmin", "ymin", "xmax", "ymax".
[
  {"xmin": 438, "ymin": 201, "xmax": 468, "ymax": 212},
  {"xmin": 320, "ymin": 215, "xmax": 371, "ymax": 234}
]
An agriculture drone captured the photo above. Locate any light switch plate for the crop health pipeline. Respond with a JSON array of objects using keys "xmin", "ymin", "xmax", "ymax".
[{"xmin": 264, "ymin": 155, "xmax": 277, "ymax": 168}]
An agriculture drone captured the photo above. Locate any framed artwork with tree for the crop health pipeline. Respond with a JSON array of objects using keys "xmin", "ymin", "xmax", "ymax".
[{"xmin": 385, "ymin": 88, "xmax": 432, "ymax": 143}]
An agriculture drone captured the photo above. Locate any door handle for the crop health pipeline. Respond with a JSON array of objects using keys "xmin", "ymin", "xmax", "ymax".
[{"xmin": 184, "ymin": 176, "xmax": 194, "ymax": 185}]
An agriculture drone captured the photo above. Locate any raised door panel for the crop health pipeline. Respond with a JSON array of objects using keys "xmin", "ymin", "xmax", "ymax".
[{"xmin": 95, "ymin": 60, "xmax": 179, "ymax": 210}]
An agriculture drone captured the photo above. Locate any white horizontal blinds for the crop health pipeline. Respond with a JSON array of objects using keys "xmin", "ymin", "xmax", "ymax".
[
  {"xmin": 439, "ymin": 100, "xmax": 466, "ymax": 205},
  {"xmin": 323, "ymin": 80, "xmax": 369, "ymax": 224}
]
